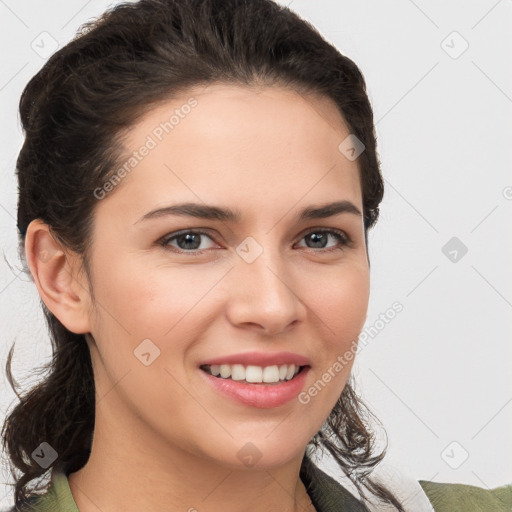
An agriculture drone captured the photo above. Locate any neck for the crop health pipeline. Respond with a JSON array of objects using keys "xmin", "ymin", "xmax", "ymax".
[{"xmin": 68, "ymin": 401, "xmax": 315, "ymax": 512}]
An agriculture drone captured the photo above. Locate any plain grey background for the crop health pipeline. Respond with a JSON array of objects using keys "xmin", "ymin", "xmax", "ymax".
[{"xmin": 1, "ymin": 0, "xmax": 511, "ymax": 507}]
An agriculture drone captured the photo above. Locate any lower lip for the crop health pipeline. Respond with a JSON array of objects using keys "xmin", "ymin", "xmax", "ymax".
[{"xmin": 199, "ymin": 367, "xmax": 310, "ymax": 409}]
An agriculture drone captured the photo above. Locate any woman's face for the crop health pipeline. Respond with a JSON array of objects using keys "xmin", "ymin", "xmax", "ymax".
[{"xmin": 82, "ymin": 83, "xmax": 370, "ymax": 469}]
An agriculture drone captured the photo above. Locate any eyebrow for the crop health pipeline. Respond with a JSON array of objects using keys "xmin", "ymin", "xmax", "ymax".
[{"xmin": 134, "ymin": 200, "xmax": 362, "ymax": 225}]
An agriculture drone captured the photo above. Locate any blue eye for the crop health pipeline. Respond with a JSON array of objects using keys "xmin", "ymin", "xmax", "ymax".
[
  {"xmin": 296, "ymin": 229, "xmax": 350, "ymax": 251},
  {"xmin": 160, "ymin": 230, "xmax": 218, "ymax": 253},
  {"xmin": 159, "ymin": 228, "xmax": 350, "ymax": 255}
]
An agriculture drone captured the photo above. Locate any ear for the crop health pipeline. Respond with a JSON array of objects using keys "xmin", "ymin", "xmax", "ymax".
[{"xmin": 24, "ymin": 219, "xmax": 92, "ymax": 334}]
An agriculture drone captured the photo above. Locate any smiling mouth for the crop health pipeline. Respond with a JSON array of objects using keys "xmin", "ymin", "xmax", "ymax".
[{"xmin": 200, "ymin": 363, "xmax": 306, "ymax": 385}]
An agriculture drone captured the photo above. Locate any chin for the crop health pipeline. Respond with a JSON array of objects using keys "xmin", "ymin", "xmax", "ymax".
[{"xmin": 202, "ymin": 437, "xmax": 308, "ymax": 472}]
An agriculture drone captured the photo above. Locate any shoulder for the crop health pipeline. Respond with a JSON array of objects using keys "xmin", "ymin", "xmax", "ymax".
[
  {"xmin": 2, "ymin": 493, "xmax": 44, "ymax": 512},
  {"xmin": 419, "ymin": 479, "xmax": 512, "ymax": 511},
  {"xmin": 3, "ymin": 495, "xmax": 50, "ymax": 512},
  {"xmin": 3, "ymin": 470, "xmax": 79, "ymax": 512}
]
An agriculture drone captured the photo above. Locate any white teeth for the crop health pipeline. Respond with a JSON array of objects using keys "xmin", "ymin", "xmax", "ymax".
[
  {"xmin": 220, "ymin": 364, "xmax": 231, "ymax": 378},
  {"xmin": 245, "ymin": 365, "xmax": 263, "ymax": 383},
  {"xmin": 231, "ymin": 364, "xmax": 245, "ymax": 381},
  {"xmin": 285, "ymin": 364, "xmax": 296, "ymax": 380},
  {"xmin": 262, "ymin": 365, "xmax": 280, "ymax": 383},
  {"xmin": 203, "ymin": 363, "xmax": 302, "ymax": 382}
]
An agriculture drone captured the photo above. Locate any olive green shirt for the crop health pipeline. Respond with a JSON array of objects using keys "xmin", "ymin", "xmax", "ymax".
[{"xmin": 8, "ymin": 457, "xmax": 512, "ymax": 511}]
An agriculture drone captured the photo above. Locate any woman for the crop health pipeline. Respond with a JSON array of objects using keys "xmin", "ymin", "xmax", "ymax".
[{"xmin": 2, "ymin": 0, "xmax": 510, "ymax": 510}]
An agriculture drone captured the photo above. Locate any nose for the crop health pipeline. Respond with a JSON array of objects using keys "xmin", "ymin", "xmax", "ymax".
[{"xmin": 225, "ymin": 244, "xmax": 307, "ymax": 336}]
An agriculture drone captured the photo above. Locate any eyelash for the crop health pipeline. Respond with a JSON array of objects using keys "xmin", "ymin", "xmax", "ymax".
[{"xmin": 158, "ymin": 228, "xmax": 351, "ymax": 256}]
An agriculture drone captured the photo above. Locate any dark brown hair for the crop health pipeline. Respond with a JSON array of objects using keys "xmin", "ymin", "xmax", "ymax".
[{"xmin": 2, "ymin": 0, "xmax": 403, "ymax": 510}]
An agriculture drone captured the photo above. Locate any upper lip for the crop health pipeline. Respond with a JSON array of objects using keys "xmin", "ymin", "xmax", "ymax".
[{"xmin": 199, "ymin": 351, "xmax": 311, "ymax": 367}]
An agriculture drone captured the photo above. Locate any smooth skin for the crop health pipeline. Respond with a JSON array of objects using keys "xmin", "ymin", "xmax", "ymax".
[{"xmin": 25, "ymin": 83, "xmax": 370, "ymax": 512}]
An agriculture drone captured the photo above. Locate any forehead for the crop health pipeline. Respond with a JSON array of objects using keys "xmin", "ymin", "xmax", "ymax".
[{"xmin": 98, "ymin": 83, "xmax": 363, "ymax": 222}]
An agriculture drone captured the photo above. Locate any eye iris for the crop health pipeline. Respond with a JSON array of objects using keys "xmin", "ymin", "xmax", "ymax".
[
  {"xmin": 177, "ymin": 233, "xmax": 201, "ymax": 250},
  {"xmin": 307, "ymin": 232, "xmax": 327, "ymax": 249}
]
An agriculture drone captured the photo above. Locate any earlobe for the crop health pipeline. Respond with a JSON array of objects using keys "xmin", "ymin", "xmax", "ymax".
[{"xmin": 24, "ymin": 219, "xmax": 92, "ymax": 335}]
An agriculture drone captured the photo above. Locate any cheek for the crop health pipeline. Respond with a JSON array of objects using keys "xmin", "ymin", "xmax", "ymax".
[
  {"xmin": 309, "ymin": 262, "xmax": 370, "ymax": 346},
  {"xmin": 294, "ymin": 263, "xmax": 369, "ymax": 412},
  {"xmin": 91, "ymin": 252, "xmax": 229, "ymax": 337},
  {"xmin": 86, "ymin": 259, "xmax": 226, "ymax": 414}
]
